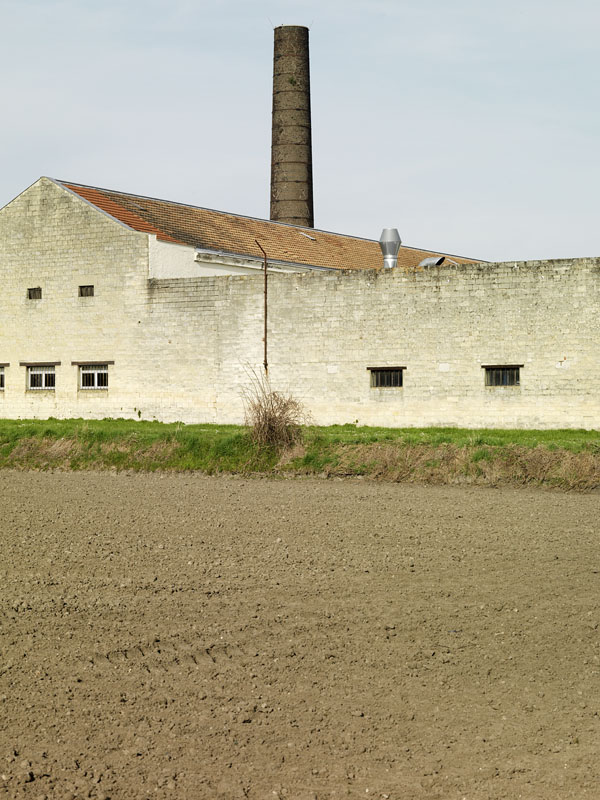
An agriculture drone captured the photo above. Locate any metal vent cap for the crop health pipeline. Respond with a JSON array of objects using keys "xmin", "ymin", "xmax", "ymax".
[
  {"xmin": 419, "ymin": 256, "xmax": 445, "ymax": 267},
  {"xmin": 379, "ymin": 228, "xmax": 401, "ymax": 269}
]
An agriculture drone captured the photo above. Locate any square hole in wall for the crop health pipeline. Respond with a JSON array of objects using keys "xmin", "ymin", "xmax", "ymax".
[
  {"xmin": 79, "ymin": 363, "xmax": 108, "ymax": 389},
  {"xmin": 27, "ymin": 365, "xmax": 55, "ymax": 390},
  {"xmin": 368, "ymin": 367, "xmax": 405, "ymax": 388},
  {"xmin": 483, "ymin": 365, "xmax": 521, "ymax": 386}
]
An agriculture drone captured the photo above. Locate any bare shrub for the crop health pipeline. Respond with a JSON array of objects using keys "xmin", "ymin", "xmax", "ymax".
[{"xmin": 242, "ymin": 369, "xmax": 310, "ymax": 449}]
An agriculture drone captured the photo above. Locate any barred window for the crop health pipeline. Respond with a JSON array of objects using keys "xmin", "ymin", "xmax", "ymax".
[
  {"xmin": 368, "ymin": 367, "xmax": 405, "ymax": 388},
  {"xmin": 79, "ymin": 285, "xmax": 94, "ymax": 297},
  {"xmin": 27, "ymin": 287, "xmax": 42, "ymax": 300},
  {"xmin": 79, "ymin": 364, "xmax": 108, "ymax": 390},
  {"xmin": 484, "ymin": 365, "xmax": 521, "ymax": 387},
  {"xmin": 28, "ymin": 365, "xmax": 55, "ymax": 390}
]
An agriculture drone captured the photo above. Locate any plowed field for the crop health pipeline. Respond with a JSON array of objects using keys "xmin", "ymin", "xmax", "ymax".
[{"xmin": 1, "ymin": 472, "xmax": 599, "ymax": 799}]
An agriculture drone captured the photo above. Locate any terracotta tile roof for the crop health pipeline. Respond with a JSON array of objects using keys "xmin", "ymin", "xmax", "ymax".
[{"xmin": 57, "ymin": 180, "xmax": 480, "ymax": 270}]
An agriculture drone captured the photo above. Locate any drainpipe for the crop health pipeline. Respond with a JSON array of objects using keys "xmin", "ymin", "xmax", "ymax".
[{"xmin": 255, "ymin": 240, "xmax": 268, "ymax": 373}]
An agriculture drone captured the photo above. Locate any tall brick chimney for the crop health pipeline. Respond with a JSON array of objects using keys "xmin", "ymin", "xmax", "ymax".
[{"xmin": 270, "ymin": 25, "xmax": 314, "ymax": 228}]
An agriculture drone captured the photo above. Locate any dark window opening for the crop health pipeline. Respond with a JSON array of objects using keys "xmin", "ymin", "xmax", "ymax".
[
  {"xmin": 27, "ymin": 365, "xmax": 55, "ymax": 390},
  {"xmin": 81, "ymin": 370, "xmax": 96, "ymax": 388},
  {"xmin": 79, "ymin": 364, "xmax": 108, "ymax": 390},
  {"xmin": 484, "ymin": 366, "xmax": 521, "ymax": 386},
  {"xmin": 79, "ymin": 285, "xmax": 94, "ymax": 297},
  {"xmin": 369, "ymin": 367, "xmax": 404, "ymax": 388},
  {"xmin": 0, "ymin": 367, "xmax": 4, "ymax": 390},
  {"xmin": 27, "ymin": 287, "xmax": 42, "ymax": 300}
]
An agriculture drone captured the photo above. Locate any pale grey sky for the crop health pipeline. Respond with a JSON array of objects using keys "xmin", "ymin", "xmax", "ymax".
[{"xmin": 1, "ymin": 0, "xmax": 599, "ymax": 261}]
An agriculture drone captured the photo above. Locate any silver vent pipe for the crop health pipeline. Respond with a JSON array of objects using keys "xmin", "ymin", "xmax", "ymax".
[
  {"xmin": 419, "ymin": 256, "xmax": 445, "ymax": 267},
  {"xmin": 379, "ymin": 228, "xmax": 401, "ymax": 269}
]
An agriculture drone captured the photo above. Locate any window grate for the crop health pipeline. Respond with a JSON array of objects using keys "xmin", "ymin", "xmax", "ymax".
[
  {"xmin": 79, "ymin": 285, "xmax": 94, "ymax": 297},
  {"xmin": 368, "ymin": 367, "xmax": 404, "ymax": 388},
  {"xmin": 27, "ymin": 287, "xmax": 42, "ymax": 300},
  {"xmin": 28, "ymin": 365, "xmax": 55, "ymax": 390},
  {"xmin": 79, "ymin": 364, "xmax": 108, "ymax": 390},
  {"xmin": 484, "ymin": 366, "xmax": 521, "ymax": 386}
]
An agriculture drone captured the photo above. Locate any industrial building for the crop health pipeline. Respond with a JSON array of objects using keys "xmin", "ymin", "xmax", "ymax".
[{"xmin": 0, "ymin": 26, "xmax": 596, "ymax": 429}]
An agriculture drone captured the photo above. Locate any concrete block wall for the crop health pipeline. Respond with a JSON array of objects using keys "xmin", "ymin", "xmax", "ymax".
[
  {"xmin": 0, "ymin": 178, "xmax": 151, "ymax": 420},
  {"xmin": 139, "ymin": 260, "xmax": 600, "ymax": 428}
]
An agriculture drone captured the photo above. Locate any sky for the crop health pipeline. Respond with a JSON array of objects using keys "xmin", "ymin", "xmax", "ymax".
[{"xmin": 1, "ymin": 0, "xmax": 599, "ymax": 262}]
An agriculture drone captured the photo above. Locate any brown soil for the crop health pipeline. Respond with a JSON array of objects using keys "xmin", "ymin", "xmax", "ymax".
[{"xmin": 1, "ymin": 472, "xmax": 599, "ymax": 799}]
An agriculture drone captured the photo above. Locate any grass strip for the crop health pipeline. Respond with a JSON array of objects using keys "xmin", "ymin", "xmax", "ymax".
[{"xmin": 0, "ymin": 418, "xmax": 599, "ymax": 490}]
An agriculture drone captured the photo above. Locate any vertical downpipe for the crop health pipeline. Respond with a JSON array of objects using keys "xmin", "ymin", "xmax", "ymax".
[{"xmin": 255, "ymin": 240, "xmax": 268, "ymax": 373}]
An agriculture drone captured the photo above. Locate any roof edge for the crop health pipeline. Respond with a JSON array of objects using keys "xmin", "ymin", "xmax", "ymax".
[
  {"xmin": 0, "ymin": 177, "xmax": 51, "ymax": 215},
  {"xmin": 49, "ymin": 178, "xmax": 144, "ymax": 235},
  {"xmin": 194, "ymin": 247, "xmax": 334, "ymax": 272}
]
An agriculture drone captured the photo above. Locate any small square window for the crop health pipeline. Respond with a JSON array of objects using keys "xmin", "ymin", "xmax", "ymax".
[
  {"xmin": 27, "ymin": 287, "xmax": 42, "ymax": 300},
  {"xmin": 484, "ymin": 366, "xmax": 521, "ymax": 386},
  {"xmin": 28, "ymin": 365, "xmax": 55, "ymax": 390},
  {"xmin": 79, "ymin": 285, "xmax": 94, "ymax": 297},
  {"xmin": 79, "ymin": 364, "xmax": 108, "ymax": 390},
  {"xmin": 368, "ymin": 367, "xmax": 405, "ymax": 388}
]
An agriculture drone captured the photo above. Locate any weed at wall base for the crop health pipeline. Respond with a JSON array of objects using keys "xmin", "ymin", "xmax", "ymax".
[{"xmin": 241, "ymin": 369, "xmax": 310, "ymax": 450}]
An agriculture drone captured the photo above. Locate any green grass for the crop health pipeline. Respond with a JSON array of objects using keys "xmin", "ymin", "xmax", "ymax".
[
  {"xmin": 0, "ymin": 418, "xmax": 279, "ymax": 473},
  {"xmin": 1, "ymin": 419, "xmax": 600, "ymax": 489},
  {"xmin": 303, "ymin": 424, "xmax": 600, "ymax": 453}
]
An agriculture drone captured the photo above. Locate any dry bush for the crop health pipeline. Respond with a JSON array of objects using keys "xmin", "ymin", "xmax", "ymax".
[{"xmin": 242, "ymin": 369, "xmax": 310, "ymax": 449}]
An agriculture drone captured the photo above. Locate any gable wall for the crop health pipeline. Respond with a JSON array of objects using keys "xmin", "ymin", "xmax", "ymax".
[{"xmin": 0, "ymin": 178, "xmax": 151, "ymax": 419}]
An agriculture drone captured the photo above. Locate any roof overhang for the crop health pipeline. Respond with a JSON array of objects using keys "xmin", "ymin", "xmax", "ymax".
[{"xmin": 194, "ymin": 248, "xmax": 335, "ymax": 273}]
